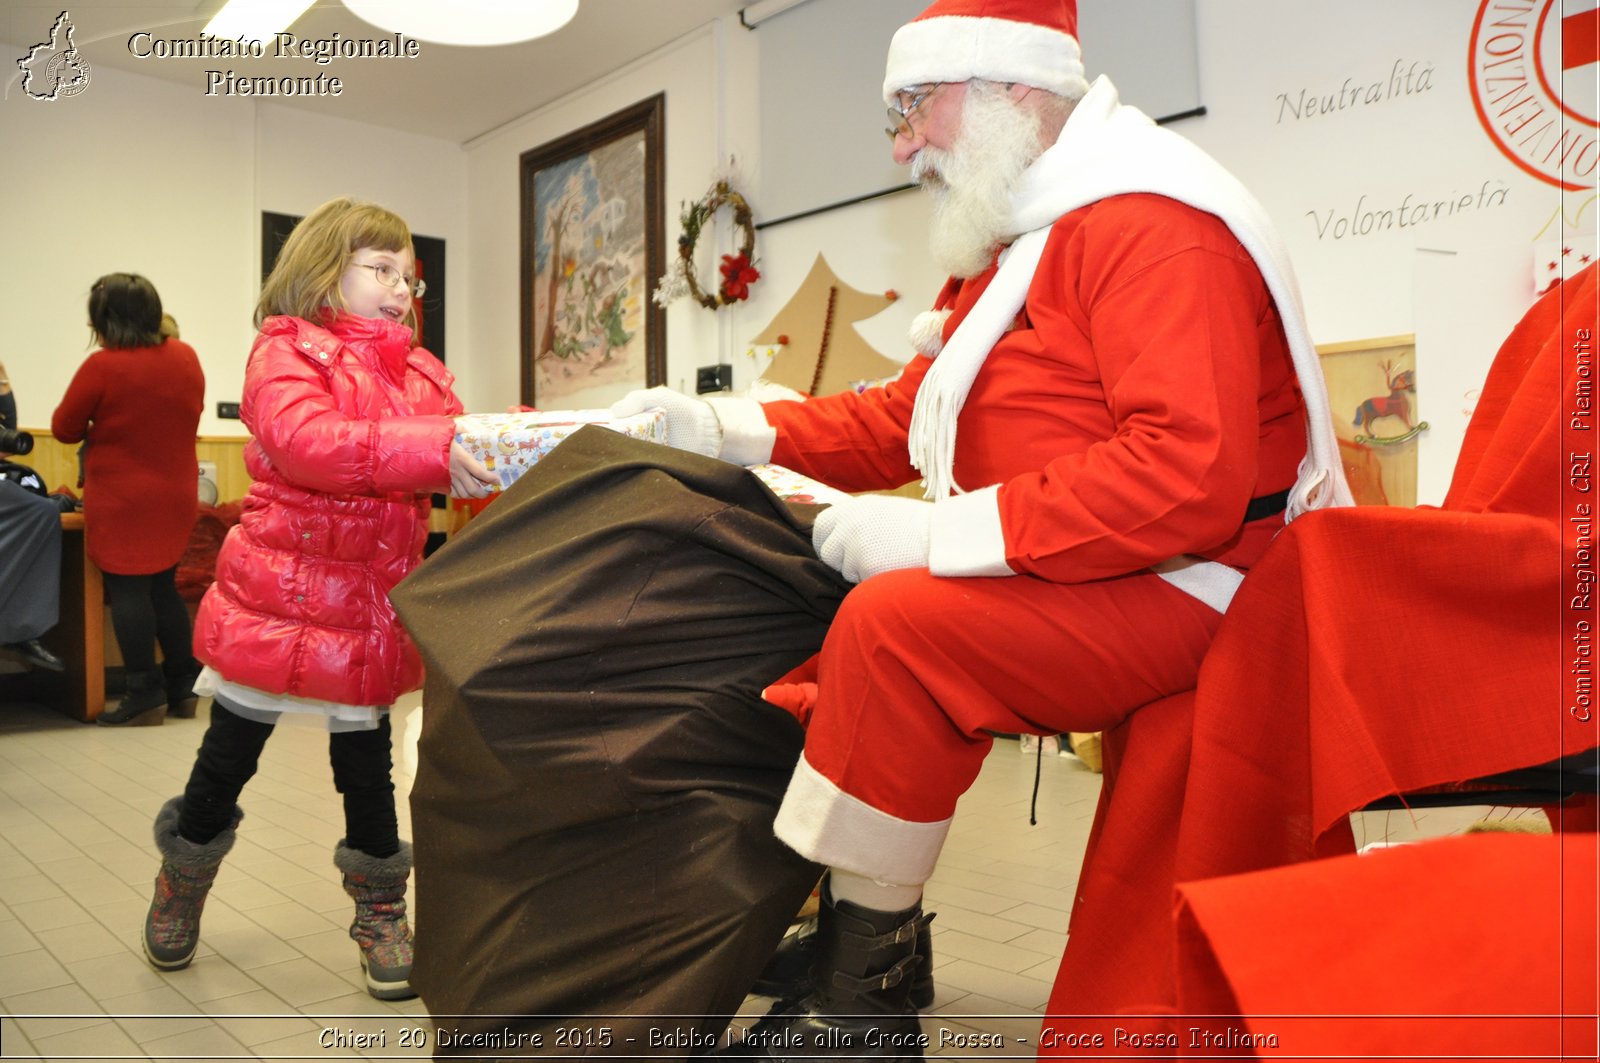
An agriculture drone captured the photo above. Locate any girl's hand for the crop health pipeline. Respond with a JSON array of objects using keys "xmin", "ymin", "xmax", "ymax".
[{"xmin": 449, "ymin": 441, "xmax": 498, "ymax": 498}]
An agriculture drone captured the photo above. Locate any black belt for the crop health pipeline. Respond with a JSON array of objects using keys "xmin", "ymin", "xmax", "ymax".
[{"xmin": 1243, "ymin": 488, "xmax": 1291, "ymax": 524}]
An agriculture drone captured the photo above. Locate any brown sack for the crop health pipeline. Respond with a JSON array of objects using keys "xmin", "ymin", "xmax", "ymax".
[{"xmin": 392, "ymin": 426, "xmax": 847, "ymax": 1056}]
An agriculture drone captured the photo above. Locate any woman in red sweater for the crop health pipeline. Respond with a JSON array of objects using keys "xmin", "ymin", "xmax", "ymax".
[{"xmin": 52, "ymin": 273, "xmax": 205, "ymax": 725}]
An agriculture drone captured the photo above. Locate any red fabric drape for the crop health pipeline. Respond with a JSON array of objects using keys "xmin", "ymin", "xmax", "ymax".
[
  {"xmin": 1040, "ymin": 264, "xmax": 1599, "ymax": 1047},
  {"xmin": 1174, "ymin": 833, "xmax": 1599, "ymax": 1061}
]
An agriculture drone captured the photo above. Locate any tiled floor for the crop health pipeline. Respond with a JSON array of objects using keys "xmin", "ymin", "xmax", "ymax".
[{"xmin": 0, "ymin": 674, "xmax": 1516, "ymax": 1062}]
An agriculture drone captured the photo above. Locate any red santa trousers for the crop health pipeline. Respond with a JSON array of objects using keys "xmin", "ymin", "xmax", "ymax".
[{"xmin": 773, "ymin": 564, "xmax": 1222, "ymax": 886}]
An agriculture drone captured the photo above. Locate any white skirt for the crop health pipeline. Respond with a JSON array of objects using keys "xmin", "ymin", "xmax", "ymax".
[{"xmin": 194, "ymin": 666, "xmax": 386, "ymax": 733}]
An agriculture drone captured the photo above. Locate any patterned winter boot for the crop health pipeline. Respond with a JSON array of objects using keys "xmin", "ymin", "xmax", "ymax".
[
  {"xmin": 334, "ymin": 840, "xmax": 418, "ymax": 1001},
  {"xmin": 143, "ymin": 797, "xmax": 241, "ymax": 970}
]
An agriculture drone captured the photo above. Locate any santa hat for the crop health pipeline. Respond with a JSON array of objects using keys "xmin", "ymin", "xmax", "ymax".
[{"xmin": 883, "ymin": 0, "xmax": 1089, "ymax": 105}]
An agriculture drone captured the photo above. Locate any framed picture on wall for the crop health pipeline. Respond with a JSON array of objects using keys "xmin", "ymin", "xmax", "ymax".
[
  {"xmin": 520, "ymin": 94, "xmax": 665, "ymax": 408},
  {"xmin": 1316, "ymin": 334, "xmax": 1425, "ymax": 507},
  {"xmin": 261, "ymin": 210, "xmax": 449, "ymax": 363}
]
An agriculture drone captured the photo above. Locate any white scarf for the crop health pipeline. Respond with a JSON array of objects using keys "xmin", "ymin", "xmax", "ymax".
[{"xmin": 907, "ymin": 77, "xmax": 1353, "ymax": 524}]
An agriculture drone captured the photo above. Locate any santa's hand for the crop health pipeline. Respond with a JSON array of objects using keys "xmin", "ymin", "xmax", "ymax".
[
  {"xmin": 610, "ymin": 386, "xmax": 722, "ymax": 457},
  {"xmin": 813, "ymin": 495, "xmax": 933, "ymax": 583}
]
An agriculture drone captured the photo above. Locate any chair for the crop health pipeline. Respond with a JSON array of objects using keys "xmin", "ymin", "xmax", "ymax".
[{"xmin": 1362, "ymin": 751, "xmax": 1600, "ymax": 811}]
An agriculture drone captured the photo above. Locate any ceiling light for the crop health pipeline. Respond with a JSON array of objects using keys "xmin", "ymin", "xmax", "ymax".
[
  {"xmin": 204, "ymin": 0, "xmax": 318, "ymax": 45},
  {"xmin": 342, "ymin": 0, "xmax": 580, "ymax": 47}
]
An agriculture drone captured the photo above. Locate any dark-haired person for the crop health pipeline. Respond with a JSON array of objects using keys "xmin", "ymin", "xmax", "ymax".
[
  {"xmin": 0, "ymin": 360, "xmax": 66, "ymax": 673},
  {"xmin": 52, "ymin": 274, "xmax": 205, "ymax": 726}
]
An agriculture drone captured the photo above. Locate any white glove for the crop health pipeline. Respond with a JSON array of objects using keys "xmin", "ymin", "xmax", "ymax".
[
  {"xmin": 610, "ymin": 386, "xmax": 722, "ymax": 458},
  {"xmin": 813, "ymin": 495, "xmax": 933, "ymax": 584}
]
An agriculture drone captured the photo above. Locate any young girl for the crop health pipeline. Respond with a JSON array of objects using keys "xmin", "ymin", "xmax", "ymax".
[{"xmin": 141, "ymin": 198, "xmax": 496, "ymax": 1000}]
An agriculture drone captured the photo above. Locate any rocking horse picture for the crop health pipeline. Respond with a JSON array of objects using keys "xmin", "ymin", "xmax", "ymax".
[
  {"xmin": 1317, "ymin": 336, "xmax": 1427, "ymax": 507},
  {"xmin": 1352, "ymin": 359, "xmax": 1430, "ymax": 445}
]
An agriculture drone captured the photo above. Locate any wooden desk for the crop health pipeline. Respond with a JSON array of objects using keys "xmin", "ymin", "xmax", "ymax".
[{"xmin": 39, "ymin": 512, "xmax": 105, "ymax": 722}]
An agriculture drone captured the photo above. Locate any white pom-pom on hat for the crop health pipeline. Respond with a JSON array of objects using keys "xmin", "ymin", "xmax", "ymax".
[{"xmin": 909, "ymin": 309, "xmax": 953, "ymax": 358}]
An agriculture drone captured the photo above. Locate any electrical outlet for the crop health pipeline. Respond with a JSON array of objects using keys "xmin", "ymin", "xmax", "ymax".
[
  {"xmin": 696, "ymin": 365, "xmax": 732, "ymax": 394},
  {"xmin": 217, "ymin": 402, "xmax": 241, "ymax": 419}
]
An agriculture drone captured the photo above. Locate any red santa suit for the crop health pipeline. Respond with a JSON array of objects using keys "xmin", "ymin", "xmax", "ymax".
[{"xmin": 719, "ymin": 77, "xmax": 1350, "ymax": 887}]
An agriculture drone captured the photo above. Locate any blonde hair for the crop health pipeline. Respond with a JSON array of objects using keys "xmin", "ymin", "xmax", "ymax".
[{"xmin": 256, "ymin": 197, "xmax": 419, "ymax": 342}]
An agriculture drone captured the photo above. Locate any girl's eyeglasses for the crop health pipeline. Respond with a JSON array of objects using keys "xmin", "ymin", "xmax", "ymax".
[{"xmin": 353, "ymin": 262, "xmax": 425, "ymax": 298}]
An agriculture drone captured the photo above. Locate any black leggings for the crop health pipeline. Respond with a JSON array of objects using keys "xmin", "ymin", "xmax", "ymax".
[
  {"xmin": 102, "ymin": 566, "xmax": 195, "ymax": 679},
  {"xmin": 178, "ymin": 697, "xmax": 400, "ymax": 858}
]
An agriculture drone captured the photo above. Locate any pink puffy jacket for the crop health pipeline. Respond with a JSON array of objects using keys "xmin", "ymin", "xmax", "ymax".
[{"xmin": 193, "ymin": 312, "xmax": 462, "ymax": 706}]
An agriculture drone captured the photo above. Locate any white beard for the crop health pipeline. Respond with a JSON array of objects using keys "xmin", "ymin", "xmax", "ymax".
[{"xmin": 915, "ymin": 86, "xmax": 1045, "ymax": 279}]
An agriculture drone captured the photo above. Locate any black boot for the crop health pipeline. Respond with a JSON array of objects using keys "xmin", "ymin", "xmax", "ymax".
[
  {"xmin": 752, "ymin": 913, "xmax": 936, "ymax": 1009},
  {"xmin": 725, "ymin": 889, "xmax": 932, "ymax": 1060},
  {"xmin": 162, "ymin": 658, "xmax": 203, "ymax": 719},
  {"xmin": 98, "ymin": 670, "xmax": 167, "ymax": 726}
]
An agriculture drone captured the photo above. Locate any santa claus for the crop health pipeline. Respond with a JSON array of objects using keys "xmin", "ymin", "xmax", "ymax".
[{"xmin": 609, "ymin": 0, "xmax": 1348, "ymax": 1056}]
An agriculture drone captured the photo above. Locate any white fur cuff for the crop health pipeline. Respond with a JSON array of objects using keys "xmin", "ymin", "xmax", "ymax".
[
  {"xmin": 883, "ymin": 16, "xmax": 1088, "ymax": 103},
  {"xmin": 705, "ymin": 395, "xmax": 776, "ymax": 466},
  {"xmin": 928, "ymin": 485, "xmax": 1013, "ymax": 577},
  {"xmin": 774, "ymin": 756, "xmax": 952, "ymax": 887}
]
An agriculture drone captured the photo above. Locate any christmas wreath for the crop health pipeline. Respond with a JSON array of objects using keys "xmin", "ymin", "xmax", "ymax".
[{"xmin": 654, "ymin": 180, "xmax": 760, "ymax": 310}]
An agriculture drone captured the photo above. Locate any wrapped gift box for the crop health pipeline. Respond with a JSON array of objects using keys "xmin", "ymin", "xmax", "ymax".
[
  {"xmin": 454, "ymin": 409, "xmax": 666, "ymax": 490},
  {"xmin": 747, "ymin": 463, "xmax": 852, "ymax": 506}
]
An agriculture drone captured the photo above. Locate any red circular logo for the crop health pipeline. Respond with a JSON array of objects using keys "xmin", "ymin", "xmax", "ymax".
[{"xmin": 1469, "ymin": 0, "xmax": 1599, "ymax": 190}]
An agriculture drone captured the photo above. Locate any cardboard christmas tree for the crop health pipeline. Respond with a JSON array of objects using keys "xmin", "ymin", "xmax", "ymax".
[{"xmin": 749, "ymin": 254, "xmax": 904, "ymax": 397}]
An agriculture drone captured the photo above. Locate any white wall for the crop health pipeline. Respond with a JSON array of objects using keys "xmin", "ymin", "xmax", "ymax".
[
  {"xmin": 1181, "ymin": 0, "xmax": 1589, "ymax": 345},
  {"xmin": 692, "ymin": 0, "xmax": 1598, "ymax": 399},
  {"xmin": 1178, "ymin": 0, "xmax": 1594, "ymax": 498},
  {"xmin": 453, "ymin": 10, "xmax": 935, "ymax": 411},
  {"xmin": 630, "ymin": 8, "xmax": 945, "ymax": 399},
  {"xmin": 712, "ymin": 190, "xmax": 939, "ymax": 395},
  {"xmin": 5, "ymin": 2, "xmax": 1590, "ymax": 437},
  {"xmin": 455, "ymin": 19, "xmax": 756, "ymax": 414},
  {"xmin": 0, "ymin": 52, "xmax": 466, "ymax": 437}
]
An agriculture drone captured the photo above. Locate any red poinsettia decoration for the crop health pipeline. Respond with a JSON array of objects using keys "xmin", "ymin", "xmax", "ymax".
[{"xmin": 718, "ymin": 253, "xmax": 761, "ymax": 303}]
